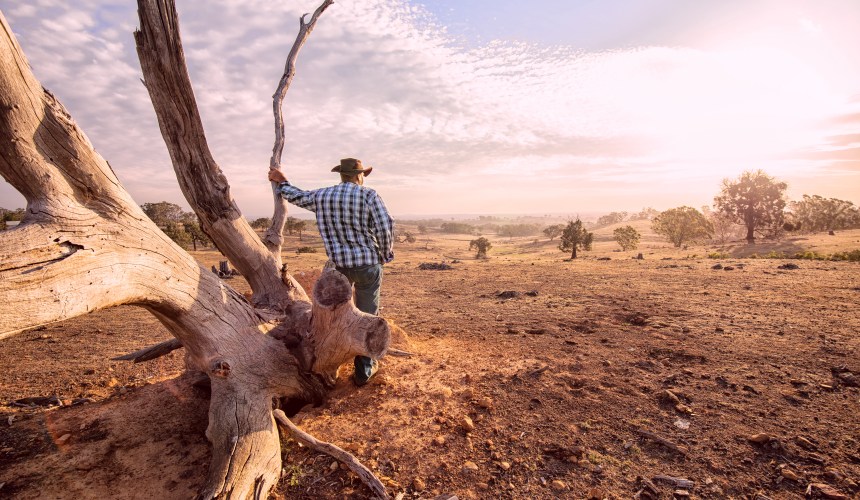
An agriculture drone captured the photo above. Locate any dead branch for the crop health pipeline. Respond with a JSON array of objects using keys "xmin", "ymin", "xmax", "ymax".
[
  {"xmin": 636, "ymin": 429, "xmax": 689, "ymax": 456},
  {"xmin": 273, "ymin": 409, "xmax": 388, "ymax": 499},
  {"xmin": 112, "ymin": 338, "xmax": 183, "ymax": 362},
  {"xmin": 264, "ymin": 0, "xmax": 335, "ymax": 257},
  {"xmin": 134, "ymin": 0, "xmax": 307, "ymax": 308}
]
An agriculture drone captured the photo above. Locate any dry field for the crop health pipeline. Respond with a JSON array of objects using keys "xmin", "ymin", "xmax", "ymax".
[{"xmin": 1, "ymin": 226, "xmax": 859, "ymax": 499}]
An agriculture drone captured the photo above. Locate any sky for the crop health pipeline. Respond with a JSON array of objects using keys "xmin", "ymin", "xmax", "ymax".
[{"xmin": 1, "ymin": 0, "xmax": 859, "ymax": 218}]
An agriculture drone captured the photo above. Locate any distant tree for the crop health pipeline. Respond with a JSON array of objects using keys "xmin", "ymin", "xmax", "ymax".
[
  {"xmin": 596, "ymin": 211, "xmax": 628, "ymax": 227},
  {"xmin": 162, "ymin": 222, "xmax": 192, "ymax": 249},
  {"xmin": 293, "ymin": 219, "xmax": 307, "ymax": 240},
  {"xmin": 469, "ymin": 236, "xmax": 492, "ymax": 258},
  {"xmin": 183, "ymin": 220, "xmax": 211, "ymax": 251},
  {"xmin": 788, "ymin": 195, "xmax": 860, "ymax": 233},
  {"xmin": 652, "ymin": 206, "xmax": 713, "ymax": 247},
  {"xmin": 417, "ymin": 224, "xmax": 427, "ymax": 234},
  {"xmin": 285, "ymin": 216, "xmax": 300, "ymax": 235},
  {"xmin": 441, "ymin": 222, "xmax": 476, "ymax": 234},
  {"xmin": 702, "ymin": 206, "xmax": 744, "ymax": 244},
  {"xmin": 714, "ymin": 170, "xmax": 787, "ymax": 243},
  {"xmin": 498, "ymin": 223, "xmax": 541, "ymax": 238},
  {"xmin": 543, "ymin": 224, "xmax": 564, "ymax": 241},
  {"xmin": 141, "ymin": 201, "xmax": 185, "ymax": 227},
  {"xmin": 250, "ymin": 217, "xmax": 271, "ymax": 230},
  {"xmin": 404, "ymin": 232, "xmax": 416, "ymax": 243},
  {"xmin": 631, "ymin": 207, "xmax": 659, "ymax": 221},
  {"xmin": 1, "ymin": 207, "xmax": 25, "ymax": 222},
  {"xmin": 613, "ymin": 225, "xmax": 640, "ymax": 251},
  {"xmin": 558, "ymin": 219, "xmax": 593, "ymax": 259}
]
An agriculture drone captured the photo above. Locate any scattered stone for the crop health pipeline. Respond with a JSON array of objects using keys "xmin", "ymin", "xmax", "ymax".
[
  {"xmin": 525, "ymin": 290, "xmax": 539, "ymax": 296},
  {"xmin": 412, "ymin": 478, "xmax": 426, "ymax": 492},
  {"xmin": 748, "ymin": 433, "xmax": 772, "ymax": 444},
  {"xmin": 795, "ymin": 436, "xmax": 817, "ymax": 450},
  {"xmin": 437, "ymin": 387, "xmax": 453, "ymax": 399},
  {"xmin": 461, "ymin": 416, "xmax": 475, "ymax": 432},
  {"xmin": 674, "ymin": 490, "xmax": 691, "ymax": 498},
  {"xmin": 778, "ymin": 263, "xmax": 799, "ymax": 270},
  {"xmin": 711, "ymin": 263, "xmax": 723, "ymax": 270},
  {"xmin": 636, "ymin": 253, "xmax": 644, "ymax": 260},
  {"xmin": 329, "ymin": 461, "xmax": 339, "ymax": 472},
  {"xmin": 587, "ymin": 487, "xmax": 606, "ymax": 499},
  {"xmin": 808, "ymin": 483, "xmax": 849, "ymax": 500},
  {"xmin": 433, "ymin": 436, "xmax": 446, "ymax": 446},
  {"xmin": 56, "ymin": 434, "xmax": 72, "ymax": 445},
  {"xmin": 526, "ymin": 328, "xmax": 546, "ymax": 335},
  {"xmin": 477, "ymin": 397, "xmax": 493, "ymax": 409},
  {"xmin": 597, "ymin": 257, "xmax": 611, "ymax": 261},
  {"xmin": 496, "ymin": 290, "xmax": 520, "ymax": 299},
  {"xmin": 780, "ymin": 468, "xmax": 801, "ymax": 481},
  {"xmin": 550, "ymin": 480, "xmax": 567, "ymax": 491},
  {"xmin": 462, "ymin": 461, "xmax": 478, "ymax": 472},
  {"xmin": 723, "ymin": 266, "xmax": 735, "ymax": 271},
  {"xmin": 498, "ymin": 461, "xmax": 511, "ymax": 471}
]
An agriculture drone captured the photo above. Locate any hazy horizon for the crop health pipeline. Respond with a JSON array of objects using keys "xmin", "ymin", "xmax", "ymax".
[{"xmin": 1, "ymin": 0, "xmax": 859, "ymax": 216}]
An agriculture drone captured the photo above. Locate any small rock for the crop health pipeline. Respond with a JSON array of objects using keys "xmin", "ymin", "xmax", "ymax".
[
  {"xmin": 809, "ymin": 483, "xmax": 849, "ymax": 500},
  {"xmin": 412, "ymin": 477, "xmax": 425, "ymax": 492},
  {"xmin": 461, "ymin": 416, "xmax": 475, "ymax": 432},
  {"xmin": 463, "ymin": 461, "xmax": 479, "ymax": 472},
  {"xmin": 433, "ymin": 436, "xmax": 446, "ymax": 446},
  {"xmin": 437, "ymin": 387, "xmax": 453, "ymax": 399},
  {"xmin": 711, "ymin": 263, "xmax": 723, "ymax": 270},
  {"xmin": 329, "ymin": 461, "xmax": 338, "ymax": 472},
  {"xmin": 778, "ymin": 263, "xmax": 800, "ymax": 270},
  {"xmin": 781, "ymin": 468, "xmax": 801, "ymax": 481},
  {"xmin": 550, "ymin": 480, "xmax": 566, "ymax": 491},
  {"xmin": 56, "ymin": 433, "xmax": 72, "ymax": 445},
  {"xmin": 107, "ymin": 378, "xmax": 119, "ymax": 388},
  {"xmin": 587, "ymin": 487, "xmax": 605, "ymax": 499},
  {"xmin": 723, "ymin": 266, "xmax": 734, "ymax": 271},
  {"xmin": 674, "ymin": 489, "xmax": 691, "ymax": 498},
  {"xmin": 477, "ymin": 397, "xmax": 493, "ymax": 409},
  {"xmin": 498, "ymin": 461, "xmax": 511, "ymax": 471},
  {"xmin": 748, "ymin": 433, "xmax": 772, "ymax": 444}
]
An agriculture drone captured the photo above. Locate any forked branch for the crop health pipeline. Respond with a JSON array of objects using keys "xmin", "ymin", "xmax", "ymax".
[
  {"xmin": 264, "ymin": 0, "xmax": 335, "ymax": 256},
  {"xmin": 134, "ymin": 0, "xmax": 307, "ymax": 308}
]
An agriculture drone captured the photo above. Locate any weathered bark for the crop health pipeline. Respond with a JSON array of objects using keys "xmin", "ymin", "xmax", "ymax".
[
  {"xmin": 264, "ymin": 0, "xmax": 334, "ymax": 258},
  {"xmin": 0, "ymin": 3, "xmax": 391, "ymax": 499},
  {"xmin": 134, "ymin": 0, "xmax": 306, "ymax": 309}
]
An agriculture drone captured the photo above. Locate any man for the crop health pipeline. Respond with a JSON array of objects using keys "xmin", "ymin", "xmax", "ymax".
[{"xmin": 268, "ymin": 158, "xmax": 394, "ymax": 385}]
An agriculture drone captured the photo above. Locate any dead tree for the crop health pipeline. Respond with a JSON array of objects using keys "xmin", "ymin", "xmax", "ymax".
[{"xmin": 0, "ymin": 1, "xmax": 391, "ymax": 498}]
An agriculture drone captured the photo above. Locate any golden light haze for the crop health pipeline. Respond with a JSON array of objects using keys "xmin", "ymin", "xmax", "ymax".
[{"xmin": 0, "ymin": 0, "xmax": 858, "ymax": 217}]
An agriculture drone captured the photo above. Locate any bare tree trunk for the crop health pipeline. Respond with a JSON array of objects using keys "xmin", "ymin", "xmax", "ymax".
[{"xmin": 0, "ymin": 3, "xmax": 390, "ymax": 498}]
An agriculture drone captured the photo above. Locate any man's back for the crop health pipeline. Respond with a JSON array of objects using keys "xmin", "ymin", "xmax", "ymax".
[{"xmin": 278, "ymin": 180, "xmax": 394, "ymax": 269}]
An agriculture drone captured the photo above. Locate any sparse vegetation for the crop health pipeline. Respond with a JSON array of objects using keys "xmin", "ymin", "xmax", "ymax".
[
  {"xmin": 714, "ymin": 170, "xmax": 787, "ymax": 243},
  {"xmin": 612, "ymin": 225, "xmax": 640, "ymax": 251},
  {"xmin": 652, "ymin": 206, "xmax": 713, "ymax": 247},
  {"xmin": 543, "ymin": 224, "xmax": 564, "ymax": 241},
  {"xmin": 559, "ymin": 219, "xmax": 593, "ymax": 259},
  {"xmin": 469, "ymin": 236, "xmax": 492, "ymax": 258},
  {"xmin": 296, "ymin": 246, "xmax": 317, "ymax": 254},
  {"xmin": 440, "ymin": 222, "xmax": 476, "ymax": 235},
  {"xmin": 788, "ymin": 195, "xmax": 860, "ymax": 233},
  {"xmin": 595, "ymin": 211, "xmax": 628, "ymax": 227}
]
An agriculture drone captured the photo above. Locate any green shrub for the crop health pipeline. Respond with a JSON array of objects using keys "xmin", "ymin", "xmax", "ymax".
[
  {"xmin": 829, "ymin": 249, "xmax": 860, "ymax": 261},
  {"xmin": 296, "ymin": 246, "xmax": 317, "ymax": 254},
  {"xmin": 707, "ymin": 251, "xmax": 729, "ymax": 259}
]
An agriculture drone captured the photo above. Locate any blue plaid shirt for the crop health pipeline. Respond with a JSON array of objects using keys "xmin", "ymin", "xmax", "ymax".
[{"xmin": 278, "ymin": 181, "xmax": 394, "ymax": 268}]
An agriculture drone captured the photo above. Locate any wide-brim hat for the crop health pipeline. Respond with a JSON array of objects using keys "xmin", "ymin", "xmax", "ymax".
[{"xmin": 331, "ymin": 158, "xmax": 372, "ymax": 176}]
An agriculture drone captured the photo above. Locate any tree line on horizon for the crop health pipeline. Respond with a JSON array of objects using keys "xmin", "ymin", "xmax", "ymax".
[{"xmin": 3, "ymin": 171, "xmax": 858, "ymax": 256}]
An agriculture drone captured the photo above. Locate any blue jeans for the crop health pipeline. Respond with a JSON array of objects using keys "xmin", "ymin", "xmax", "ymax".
[{"xmin": 335, "ymin": 264, "xmax": 383, "ymax": 381}]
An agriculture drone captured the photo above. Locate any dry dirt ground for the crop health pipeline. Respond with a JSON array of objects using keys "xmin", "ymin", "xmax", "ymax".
[{"xmin": 1, "ymin": 227, "xmax": 859, "ymax": 499}]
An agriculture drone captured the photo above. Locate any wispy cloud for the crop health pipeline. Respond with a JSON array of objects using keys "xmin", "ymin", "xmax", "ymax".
[{"xmin": 2, "ymin": 0, "xmax": 859, "ymax": 216}]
